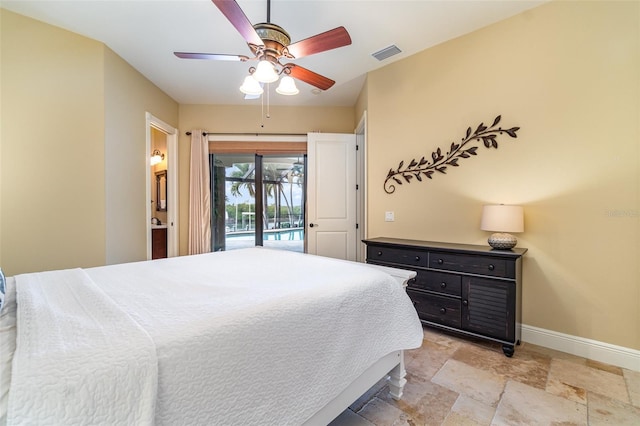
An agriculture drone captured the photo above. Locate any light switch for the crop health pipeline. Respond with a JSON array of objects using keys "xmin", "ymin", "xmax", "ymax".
[{"xmin": 385, "ymin": 211, "xmax": 395, "ymax": 222}]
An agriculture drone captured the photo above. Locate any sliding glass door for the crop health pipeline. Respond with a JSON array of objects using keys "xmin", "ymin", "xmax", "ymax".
[{"xmin": 211, "ymin": 153, "xmax": 305, "ymax": 252}]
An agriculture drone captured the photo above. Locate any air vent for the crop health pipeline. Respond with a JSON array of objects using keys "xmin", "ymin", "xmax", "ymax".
[{"xmin": 371, "ymin": 45, "xmax": 402, "ymax": 61}]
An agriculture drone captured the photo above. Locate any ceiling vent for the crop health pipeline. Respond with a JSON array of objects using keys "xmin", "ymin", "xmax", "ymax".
[{"xmin": 371, "ymin": 45, "xmax": 402, "ymax": 61}]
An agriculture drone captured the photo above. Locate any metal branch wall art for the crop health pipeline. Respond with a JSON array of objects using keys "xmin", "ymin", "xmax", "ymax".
[{"xmin": 384, "ymin": 115, "xmax": 520, "ymax": 194}]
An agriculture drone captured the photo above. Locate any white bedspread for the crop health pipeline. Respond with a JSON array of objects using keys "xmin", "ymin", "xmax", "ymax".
[
  {"xmin": 8, "ymin": 268, "xmax": 157, "ymax": 425},
  {"xmin": 9, "ymin": 248, "xmax": 423, "ymax": 425}
]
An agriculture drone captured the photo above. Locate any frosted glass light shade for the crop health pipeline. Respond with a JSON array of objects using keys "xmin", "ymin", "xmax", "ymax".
[
  {"xmin": 239, "ymin": 76, "xmax": 264, "ymax": 96},
  {"xmin": 150, "ymin": 149, "xmax": 164, "ymax": 166},
  {"xmin": 276, "ymin": 76, "xmax": 299, "ymax": 95},
  {"xmin": 253, "ymin": 60, "xmax": 279, "ymax": 83}
]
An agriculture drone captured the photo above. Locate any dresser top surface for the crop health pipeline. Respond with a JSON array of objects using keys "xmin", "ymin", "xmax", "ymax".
[{"xmin": 363, "ymin": 237, "xmax": 527, "ymax": 258}]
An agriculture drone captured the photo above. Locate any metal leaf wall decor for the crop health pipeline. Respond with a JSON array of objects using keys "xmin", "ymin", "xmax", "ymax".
[{"xmin": 384, "ymin": 115, "xmax": 520, "ymax": 194}]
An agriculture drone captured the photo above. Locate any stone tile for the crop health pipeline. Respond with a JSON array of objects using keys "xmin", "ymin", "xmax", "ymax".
[
  {"xmin": 356, "ymin": 397, "xmax": 411, "ymax": 426},
  {"xmin": 518, "ymin": 342, "xmax": 588, "ymax": 366},
  {"xmin": 586, "ymin": 358, "xmax": 624, "ymax": 376},
  {"xmin": 492, "ymin": 380, "xmax": 587, "ymax": 425},
  {"xmin": 452, "ymin": 340, "xmax": 551, "ymax": 390},
  {"xmin": 549, "ymin": 359, "xmax": 630, "ymax": 404},
  {"xmin": 407, "ymin": 338, "xmax": 461, "ymax": 381},
  {"xmin": 329, "ymin": 409, "xmax": 375, "ymax": 426},
  {"xmin": 623, "ymin": 368, "xmax": 640, "ymax": 408},
  {"xmin": 442, "ymin": 412, "xmax": 488, "ymax": 426},
  {"xmin": 587, "ymin": 391, "xmax": 640, "ymax": 425},
  {"xmin": 432, "ymin": 359, "xmax": 506, "ymax": 406},
  {"xmin": 377, "ymin": 371, "xmax": 459, "ymax": 425},
  {"xmin": 441, "ymin": 395, "xmax": 495, "ymax": 426},
  {"xmin": 545, "ymin": 377, "xmax": 587, "ymax": 404},
  {"xmin": 349, "ymin": 377, "xmax": 388, "ymax": 412}
]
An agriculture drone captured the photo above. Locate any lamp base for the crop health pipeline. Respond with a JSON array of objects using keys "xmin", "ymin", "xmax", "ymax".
[{"xmin": 488, "ymin": 233, "xmax": 517, "ymax": 250}]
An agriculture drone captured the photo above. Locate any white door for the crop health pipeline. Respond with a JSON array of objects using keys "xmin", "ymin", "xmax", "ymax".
[{"xmin": 306, "ymin": 133, "xmax": 357, "ymax": 261}]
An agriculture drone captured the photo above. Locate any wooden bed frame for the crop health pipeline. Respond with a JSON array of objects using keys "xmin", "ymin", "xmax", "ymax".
[
  {"xmin": 304, "ymin": 350, "xmax": 407, "ymax": 425},
  {"xmin": 304, "ymin": 264, "xmax": 417, "ymax": 424}
]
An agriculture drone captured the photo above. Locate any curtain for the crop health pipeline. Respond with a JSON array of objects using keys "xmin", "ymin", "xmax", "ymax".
[{"xmin": 188, "ymin": 130, "xmax": 211, "ymax": 254}]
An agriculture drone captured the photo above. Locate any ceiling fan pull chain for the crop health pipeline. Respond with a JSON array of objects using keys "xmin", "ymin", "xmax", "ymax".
[{"xmin": 266, "ymin": 83, "xmax": 271, "ymax": 119}]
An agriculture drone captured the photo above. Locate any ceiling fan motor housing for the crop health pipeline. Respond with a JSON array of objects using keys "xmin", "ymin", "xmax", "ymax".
[{"xmin": 252, "ymin": 22, "xmax": 293, "ymax": 62}]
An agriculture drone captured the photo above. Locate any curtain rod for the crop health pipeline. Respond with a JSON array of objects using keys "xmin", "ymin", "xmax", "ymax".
[{"xmin": 185, "ymin": 132, "xmax": 306, "ymax": 137}]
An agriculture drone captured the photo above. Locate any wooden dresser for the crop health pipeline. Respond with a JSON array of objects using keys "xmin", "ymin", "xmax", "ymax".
[{"xmin": 364, "ymin": 237, "xmax": 527, "ymax": 357}]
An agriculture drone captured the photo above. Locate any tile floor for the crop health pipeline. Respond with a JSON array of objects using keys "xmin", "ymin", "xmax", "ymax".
[{"xmin": 330, "ymin": 326, "xmax": 640, "ymax": 425}]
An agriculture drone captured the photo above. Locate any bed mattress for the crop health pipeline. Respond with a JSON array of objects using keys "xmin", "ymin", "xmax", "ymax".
[{"xmin": 2, "ymin": 248, "xmax": 423, "ymax": 425}]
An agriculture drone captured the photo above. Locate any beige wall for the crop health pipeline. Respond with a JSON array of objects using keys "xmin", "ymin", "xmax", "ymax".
[
  {"xmin": 1, "ymin": 9, "xmax": 105, "ymax": 275},
  {"xmin": 177, "ymin": 104, "xmax": 355, "ymax": 255},
  {"xmin": 365, "ymin": 1, "xmax": 639, "ymax": 350},
  {"xmin": 103, "ymin": 47, "xmax": 178, "ymax": 265},
  {"xmin": 0, "ymin": 10, "xmax": 179, "ymax": 274}
]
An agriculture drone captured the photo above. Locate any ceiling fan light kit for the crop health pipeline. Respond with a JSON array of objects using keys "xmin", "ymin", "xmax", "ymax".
[
  {"xmin": 239, "ymin": 75, "xmax": 264, "ymax": 96},
  {"xmin": 175, "ymin": 0, "xmax": 352, "ymax": 99},
  {"xmin": 253, "ymin": 60, "xmax": 279, "ymax": 83},
  {"xmin": 275, "ymin": 76, "xmax": 299, "ymax": 96}
]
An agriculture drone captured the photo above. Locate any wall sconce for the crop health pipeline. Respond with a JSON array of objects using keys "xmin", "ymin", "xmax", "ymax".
[
  {"xmin": 480, "ymin": 204, "xmax": 524, "ymax": 249},
  {"xmin": 150, "ymin": 149, "xmax": 164, "ymax": 166}
]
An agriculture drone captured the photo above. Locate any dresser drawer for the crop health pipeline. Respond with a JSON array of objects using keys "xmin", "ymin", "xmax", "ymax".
[
  {"xmin": 412, "ymin": 270, "xmax": 461, "ymax": 297},
  {"xmin": 407, "ymin": 289, "xmax": 461, "ymax": 328},
  {"xmin": 429, "ymin": 252, "xmax": 509, "ymax": 278},
  {"xmin": 367, "ymin": 245, "xmax": 427, "ymax": 267}
]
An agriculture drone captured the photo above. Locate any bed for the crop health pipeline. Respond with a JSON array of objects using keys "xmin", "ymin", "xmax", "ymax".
[{"xmin": 0, "ymin": 247, "xmax": 423, "ymax": 425}]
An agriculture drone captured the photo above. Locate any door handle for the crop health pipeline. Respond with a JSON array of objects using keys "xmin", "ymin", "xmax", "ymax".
[{"xmin": 309, "ymin": 223, "xmax": 318, "ymax": 228}]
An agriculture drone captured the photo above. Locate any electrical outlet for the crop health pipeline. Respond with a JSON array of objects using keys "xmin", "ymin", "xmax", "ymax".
[{"xmin": 385, "ymin": 211, "xmax": 395, "ymax": 222}]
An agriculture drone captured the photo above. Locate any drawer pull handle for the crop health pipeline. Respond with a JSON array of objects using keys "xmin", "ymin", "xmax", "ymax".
[
  {"xmin": 437, "ymin": 259, "xmax": 444, "ymax": 265},
  {"xmin": 488, "ymin": 264, "xmax": 495, "ymax": 271},
  {"xmin": 414, "ymin": 256, "xmax": 420, "ymax": 261},
  {"xmin": 440, "ymin": 307, "xmax": 447, "ymax": 314},
  {"xmin": 377, "ymin": 251, "xmax": 382, "ymax": 256},
  {"xmin": 440, "ymin": 282, "xmax": 447, "ymax": 289}
]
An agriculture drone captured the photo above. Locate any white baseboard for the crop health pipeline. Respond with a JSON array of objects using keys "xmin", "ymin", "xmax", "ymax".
[{"xmin": 522, "ymin": 324, "xmax": 640, "ymax": 372}]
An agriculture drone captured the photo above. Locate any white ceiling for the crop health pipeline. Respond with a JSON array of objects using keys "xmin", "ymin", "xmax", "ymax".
[{"xmin": 1, "ymin": 0, "xmax": 546, "ymax": 107}]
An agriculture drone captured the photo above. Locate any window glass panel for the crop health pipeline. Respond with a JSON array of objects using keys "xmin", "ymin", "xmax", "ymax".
[
  {"xmin": 211, "ymin": 153, "xmax": 305, "ymax": 253},
  {"xmin": 262, "ymin": 155, "xmax": 305, "ymax": 253}
]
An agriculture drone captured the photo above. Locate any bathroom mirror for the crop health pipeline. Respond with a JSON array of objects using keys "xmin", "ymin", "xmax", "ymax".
[{"xmin": 156, "ymin": 170, "xmax": 167, "ymax": 212}]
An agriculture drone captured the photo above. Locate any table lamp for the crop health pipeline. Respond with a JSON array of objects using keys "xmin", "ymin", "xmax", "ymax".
[{"xmin": 480, "ymin": 204, "xmax": 524, "ymax": 249}]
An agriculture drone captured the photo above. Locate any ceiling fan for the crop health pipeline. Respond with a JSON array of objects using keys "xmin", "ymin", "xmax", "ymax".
[{"xmin": 174, "ymin": 0, "xmax": 352, "ymax": 94}]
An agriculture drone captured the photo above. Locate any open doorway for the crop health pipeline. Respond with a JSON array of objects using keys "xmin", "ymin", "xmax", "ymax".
[
  {"xmin": 210, "ymin": 153, "xmax": 306, "ymax": 253},
  {"xmin": 146, "ymin": 113, "xmax": 178, "ymax": 259}
]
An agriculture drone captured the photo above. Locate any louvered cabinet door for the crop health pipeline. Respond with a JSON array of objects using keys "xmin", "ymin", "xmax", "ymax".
[{"xmin": 461, "ymin": 277, "xmax": 516, "ymax": 343}]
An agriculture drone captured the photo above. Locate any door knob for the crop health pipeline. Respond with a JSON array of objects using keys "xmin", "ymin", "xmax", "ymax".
[{"xmin": 309, "ymin": 223, "xmax": 318, "ymax": 228}]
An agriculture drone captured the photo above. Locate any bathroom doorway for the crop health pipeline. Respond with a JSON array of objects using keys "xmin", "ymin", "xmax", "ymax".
[{"xmin": 146, "ymin": 113, "xmax": 178, "ymax": 259}]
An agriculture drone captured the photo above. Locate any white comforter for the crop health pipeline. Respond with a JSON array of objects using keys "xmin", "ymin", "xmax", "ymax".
[
  {"xmin": 8, "ymin": 269, "xmax": 157, "ymax": 425},
  {"xmin": 8, "ymin": 248, "xmax": 423, "ymax": 425}
]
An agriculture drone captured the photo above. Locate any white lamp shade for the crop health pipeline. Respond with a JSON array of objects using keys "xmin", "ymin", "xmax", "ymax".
[
  {"xmin": 480, "ymin": 205, "xmax": 524, "ymax": 233},
  {"xmin": 276, "ymin": 76, "xmax": 299, "ymax": 95},
  {"xmin": 239, "ymin": 76, "xmax": 264, "ymax": 96},
  {"xmin": 253, "ymin": 60, "xmax": 279, "ymax": 83}
]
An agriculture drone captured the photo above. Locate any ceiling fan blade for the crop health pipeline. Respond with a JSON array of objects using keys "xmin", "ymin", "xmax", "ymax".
[
  {"xmin": 212, "ymin": 0, "xmax": 263, "ymax": 47},
  {"xmin": 286, "ymin": 64, "xmax": 335, "ymax": 91},
  {"xmin": 174, "ymin": 52, "xmax": 249, "ymax": 61},
  {"xmin": 286, "ymin": 27, "xmax": 351, "ymax": 59}
]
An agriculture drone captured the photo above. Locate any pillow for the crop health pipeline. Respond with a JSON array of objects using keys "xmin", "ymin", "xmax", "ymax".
[{"xmin": 0, "ymin": 268, "xmax": 5, "ymax": 312}]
